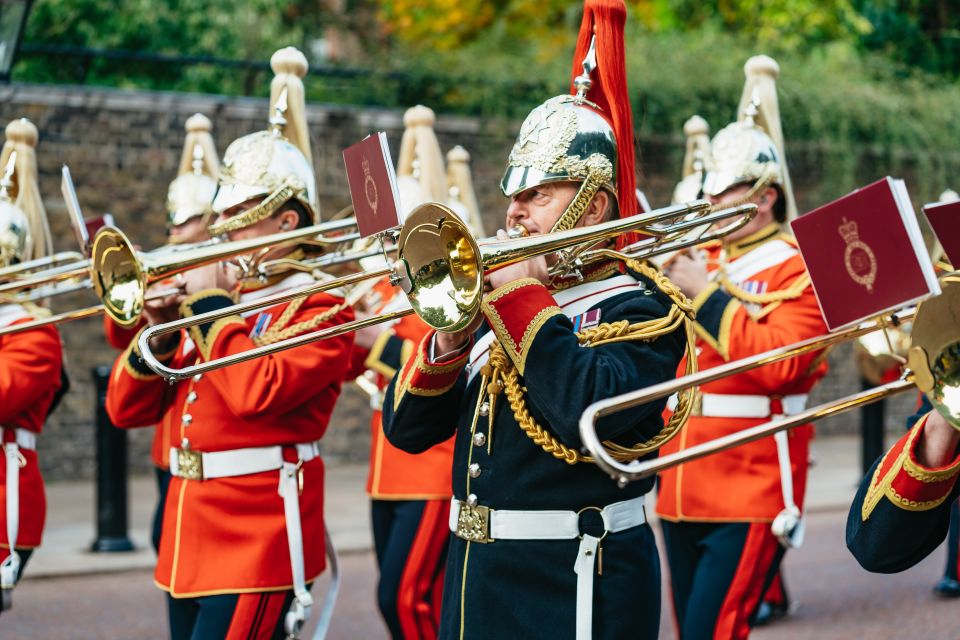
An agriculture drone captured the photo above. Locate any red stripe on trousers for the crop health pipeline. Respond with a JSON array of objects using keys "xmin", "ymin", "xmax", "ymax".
[
  {"xmin": 397, "ymin": 499, "xmax": 450, "ymax": 640},
  {"xmin": 225, "ymin": 591, "xmax": 289, "ymax": 640},
  {"xmin": 713, "ymin": 523, "xmax": 781, "ymax": 640}
]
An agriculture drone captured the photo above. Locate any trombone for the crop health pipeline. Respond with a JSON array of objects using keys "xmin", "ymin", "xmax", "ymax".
[
  {"xmin": 578, "ymin": 279, "xmax": 960, "ymax": 487},
  {"xmin": 0, "ymin": 251, "xmax": 87, "ymax": 284},
  {"xmin": 0, "ymin": 217, "xmax": 359, "ymax": 337},
  {"xmin": 548, "ymin": 202, "xmax": 756, "ymax": 278},
  {"xmin": 90, "ymin": 217, "xmax": 358, "ymax": 329},
  {"xmin": 137, "ymin": 198, "xmax": 741, "ymax": 381}
]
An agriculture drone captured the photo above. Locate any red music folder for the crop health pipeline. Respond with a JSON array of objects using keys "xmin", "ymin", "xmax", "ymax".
[
  {"xmin": 343, "ymin": 132, "xmax": 402, "ymax": 238},
  {"xmin": 922, "ymin": 199, "xmax": 960, "ymax": 267},
  {"xmin": 790, "ymin": 177, "xmax": 940, "ymax": 331}
]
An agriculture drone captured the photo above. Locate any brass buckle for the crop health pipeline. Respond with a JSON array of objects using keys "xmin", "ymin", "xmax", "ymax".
[
  {"xmin": 176, "ymin": 448, "xmax": 203, "ymax": 481},
  {"xmin": 455, "ymin": 502, "xmax": 493, "ymax": 543}
]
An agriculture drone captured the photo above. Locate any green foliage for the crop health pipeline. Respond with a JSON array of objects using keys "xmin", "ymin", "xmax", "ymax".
[
  {"xmin": 855, "ymin": 0, "xmax": 960, "ymax": 77},
  {"xmin": 11, "ymin": 0, "xmax": 960, "ymax": 203},
  {"xmin": 17, "ymin": 0, "xmax": 303, "ymax": 93}
]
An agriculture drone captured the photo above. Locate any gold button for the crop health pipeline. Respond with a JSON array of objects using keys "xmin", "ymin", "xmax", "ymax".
[
  {"xmin": 479, "ymin": 402, "xmax": 490, "ymax": 417},
  {"xmin": 181, "ymin": 437, "xmax": 190, "ymax": 449},
  {"xmin": 186, "ymin": 391, "xmax": 197, "ymax": 403},
  {"xmin": 192, "ymin": 374, "xmax": 203, "ymax": 383},
  {"xmin": 181, "ymin": 414, "xmax": 192, "ymax": 426},
  {"xmin": 468, "ymin": 463, "xmax": 481, "ymax": 478},
  {"xmin": 466, "ymin": 494, "xmax": 478, "ymax": 507},
  {"xmin": 473, "ymin": 432, "xmax": 486, "ymax": 447}
]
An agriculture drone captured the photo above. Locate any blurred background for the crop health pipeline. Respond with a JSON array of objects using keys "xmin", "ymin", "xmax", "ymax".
[{"xmin": 0, "ymin": 0, "xmax": 956, "ymax": 480}]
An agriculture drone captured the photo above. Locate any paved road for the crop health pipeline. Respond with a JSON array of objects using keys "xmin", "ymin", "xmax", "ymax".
[{"xmin": 4, "ymin": 510, "xmax": 958, "ymax": 639}]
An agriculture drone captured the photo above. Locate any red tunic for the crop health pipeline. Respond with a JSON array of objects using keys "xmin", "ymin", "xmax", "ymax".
[
  {"xmin": 350, "ymin": 282, "xmax": 453, "ymax": 499},
  {"xmin": 657, "ymin": 225, "xmax": 829, "ymax": 522},
  {"xmin": 0, "ymin": 306, "xmax": 64, "ymax": 557},
  {"xmin": 101, "ymin": 314, "xmax": 170, "ymax": 468},
  {"xmin": 107, "ymin": 278, "xmax": 354, "ymax": 596}
]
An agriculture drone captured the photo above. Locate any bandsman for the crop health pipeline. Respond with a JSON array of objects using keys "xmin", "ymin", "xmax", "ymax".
[
  {"xmin": 349, "ymin": 105, "xmax": 462, "ymax": 639},
  {"xmin": 847, "ymin": 398, "xmax": 960, "ymax": 576},
  {"xmin": 0, "ymin": 118, "xmax": 66, "ymax": 612},
  {"xmin": 658, "ymin": 55, "xmax": 829, "ymax": 639},
  {"xmin": 102, "ymin": 112, "xmax": 219, "ymax": 553},
  {"xmin": 106, "ymin": 47, "xmax": 354, "ymax": 638},
  {"xmin": 382, "ymin": 1, "xmax": 693, "ymax": 637}
]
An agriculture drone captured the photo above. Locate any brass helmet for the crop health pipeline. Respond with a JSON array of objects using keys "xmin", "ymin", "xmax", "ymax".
[
  {"xmin": 702, "ymin": 55, "xmax": 797, "ymax": 222},
  {"xmin": 396, "ymin": 105, "xmax": 449, "ymax": 219},
  {"xmin": 671, "ymin": 115, "xmax": 710, "ymax": 205},
  {"xmin": 0, "ymin": 158, "xmax": 29, "ymax": 269},
  {"xmin": 0, "ymin": 118, "xmax": 50, "ymax": 266},
  {"xmin": 166, "ymin": 113, "xmax": 219, "ymax": 228},
  {"xmin": 446, "ymin": 145, "xmax": 485, "ymax": 238},
  {"xmin": 500, "ymin": 0, "xmax": 640, "ymax": 238},
  {"xmin": 209, "ymin": 47, "xmax": 318, "ymax": 235}
]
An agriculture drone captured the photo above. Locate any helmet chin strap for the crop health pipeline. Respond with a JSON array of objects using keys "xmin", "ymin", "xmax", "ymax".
[{"xmin": 548, "ymin": 170, "xmax": 605, "ymax": 234}]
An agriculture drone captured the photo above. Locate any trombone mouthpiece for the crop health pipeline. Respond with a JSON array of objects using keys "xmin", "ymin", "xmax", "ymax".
[{"xmin": 507, "ymin": 225, "xmax": 528, "ymax": 240}]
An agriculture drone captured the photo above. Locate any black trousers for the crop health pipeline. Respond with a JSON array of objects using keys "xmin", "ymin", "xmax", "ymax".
[
  {"xmin": 662, "ymin": 520, "xmax": 784, "ymax": 640},
  {"xmin": 371, "ymin": 499, "xmax": 428, "ymax": 639},
  {"xmin": 167, "ymin": 589, "xmax": 298, "ymax": 640},
  {"xmin": 943, "ymin": 498, "xmax": 960, "ymax": 580}
]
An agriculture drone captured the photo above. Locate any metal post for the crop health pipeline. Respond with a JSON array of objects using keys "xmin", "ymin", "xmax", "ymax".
[
  {"xmin": 859, "ymin": 376, "xmax": 886, "ymax": 476},
  {"xmin": 90, "ymin": 365, "xmax": 134, "ymax": 552}
]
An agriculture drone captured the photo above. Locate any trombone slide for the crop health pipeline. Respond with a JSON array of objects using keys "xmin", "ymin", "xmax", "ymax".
[
  {"xmin": 593, "ymin": 378, "xmax": 914, "ymax": 484},
  {"xmin": 578, "ymin": 309, "xmax": 917, "ymax": 485}
]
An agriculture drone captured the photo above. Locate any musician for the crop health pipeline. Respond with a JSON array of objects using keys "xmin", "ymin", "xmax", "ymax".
[
  {"xmin": 928, "ymin": 188, "xmax": 960, "ymax": 598},
  {"xmin": 102, "ymin": 113, "xmax": 219, "ymax": 554},
  {"xmin": 658, "ymin": 56, "xmax": 829, "ymax": 640},
  {"xmin": 0, "ymin": 118, "xmax": 65, "ymax": 611},
  {"xmin": 847, "ymin": 397, "xmax": 960, "ymax": 575},
  {"xmin": 349, "ymin": 105, "xmax": 458, "ymax": 640},
  {"xmin": 382, "ymin": 2, "xmax": 693, "ymax": 638},
  {"xmin": 106, "ymin": 48, "xmax": 354, "ymax": 638},
  {"xmin": 846, "ymin": 271, "xmax": 960, "ymax": 582}
]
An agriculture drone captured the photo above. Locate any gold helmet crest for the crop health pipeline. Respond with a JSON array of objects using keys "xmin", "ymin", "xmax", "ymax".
[
  {"xmin": 702, "ymin": 55, "xmax": 797, "ymax": 222},
  {"xmin": 209, "ymin": 47, "xmax": 318, "ymax": 235},
  {"xmin": 166, "ymin": 113, "xmax": 219, "ymax": 228},
  {"xmin": 671, "ymin": 115, "xmax": 710, "ymax": 205},
  {"xmin": 0, "ymin": 118, "xmax": 50, "ymax": 267}
]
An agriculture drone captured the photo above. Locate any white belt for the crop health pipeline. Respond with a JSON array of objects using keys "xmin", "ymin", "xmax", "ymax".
[
  {"xmin": 170, "ymin": 441, "xmax": 322, "ymax": 637},
  {"xmin": 667, "ymin": 393, "xmax": 808, "ymax": 418},
  {"xmin": 449, "ymin": 495, "xmax": 646, "ymax": 640},
  {"xmin": 169, "ymin": 441, "xmax": 320, "ymax": 481},
  {"xmin": 1, "ymin": 428, "xmax": 33, "ymax": 608}
]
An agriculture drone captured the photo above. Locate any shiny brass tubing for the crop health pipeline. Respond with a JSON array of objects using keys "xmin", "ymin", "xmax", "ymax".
[
  {"xmin": 597, "ymin": 378, "xmax": 914, "ymax": 484},
  {"xmin": 579, "ymin": 309, "xmax": 917, "ymax": 485},
  {"xmin": 138, "ymin": 266, "xmax": 396, "ymax": 381}
]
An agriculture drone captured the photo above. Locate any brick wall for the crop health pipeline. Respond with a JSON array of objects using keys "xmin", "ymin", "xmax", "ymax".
[{"xmin": 0, "ymin": 82, "xmax": 920, "ymax": 480}]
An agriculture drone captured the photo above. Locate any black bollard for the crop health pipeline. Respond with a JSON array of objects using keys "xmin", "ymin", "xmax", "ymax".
[
  {"xmin": 90, "ymin": 365, "xmax": 134, "ymax": 552},
  {"xmin": 859, "ymin": 376, "xmax": 886, "ymax": 477}
]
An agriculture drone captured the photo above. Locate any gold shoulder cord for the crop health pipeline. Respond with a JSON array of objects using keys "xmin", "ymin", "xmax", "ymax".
[
  {"xmin": 479, "ymin": 260, "xmax": 699, "ymax": 465},
  {"xmin": 253, "ymin": 295, "xmax": 347, "ymax": 346},
  {"xmin": 716, "ymin": 271, "xmax": 811, "ymax": 306}
]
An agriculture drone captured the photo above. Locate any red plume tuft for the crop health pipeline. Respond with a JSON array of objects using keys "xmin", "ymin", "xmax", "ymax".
[{"xmin": 569, "ymin": 0, "xmax": 642, "ymax": 248}]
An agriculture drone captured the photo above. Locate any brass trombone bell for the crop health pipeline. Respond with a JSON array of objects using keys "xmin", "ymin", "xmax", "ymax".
[
  {"xmin": 90, "ymin": 218, "xmax": 357, "ymax": 329},
  {"xmin": 137, "ymin": 199, "xmax": 711, "ymax": 381}
]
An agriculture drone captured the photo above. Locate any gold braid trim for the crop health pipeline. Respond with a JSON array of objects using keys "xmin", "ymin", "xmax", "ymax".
[
  {"xmin": 483, "ymin": 261, "xmax": 699, "ymax": 465},
  {"xmin": 252, "ymin": 295, "xmax": 348, "ymax": 346},
  {"xmin": 716, "ymin": 271, "xmax": 811, "ymax": 306}
]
